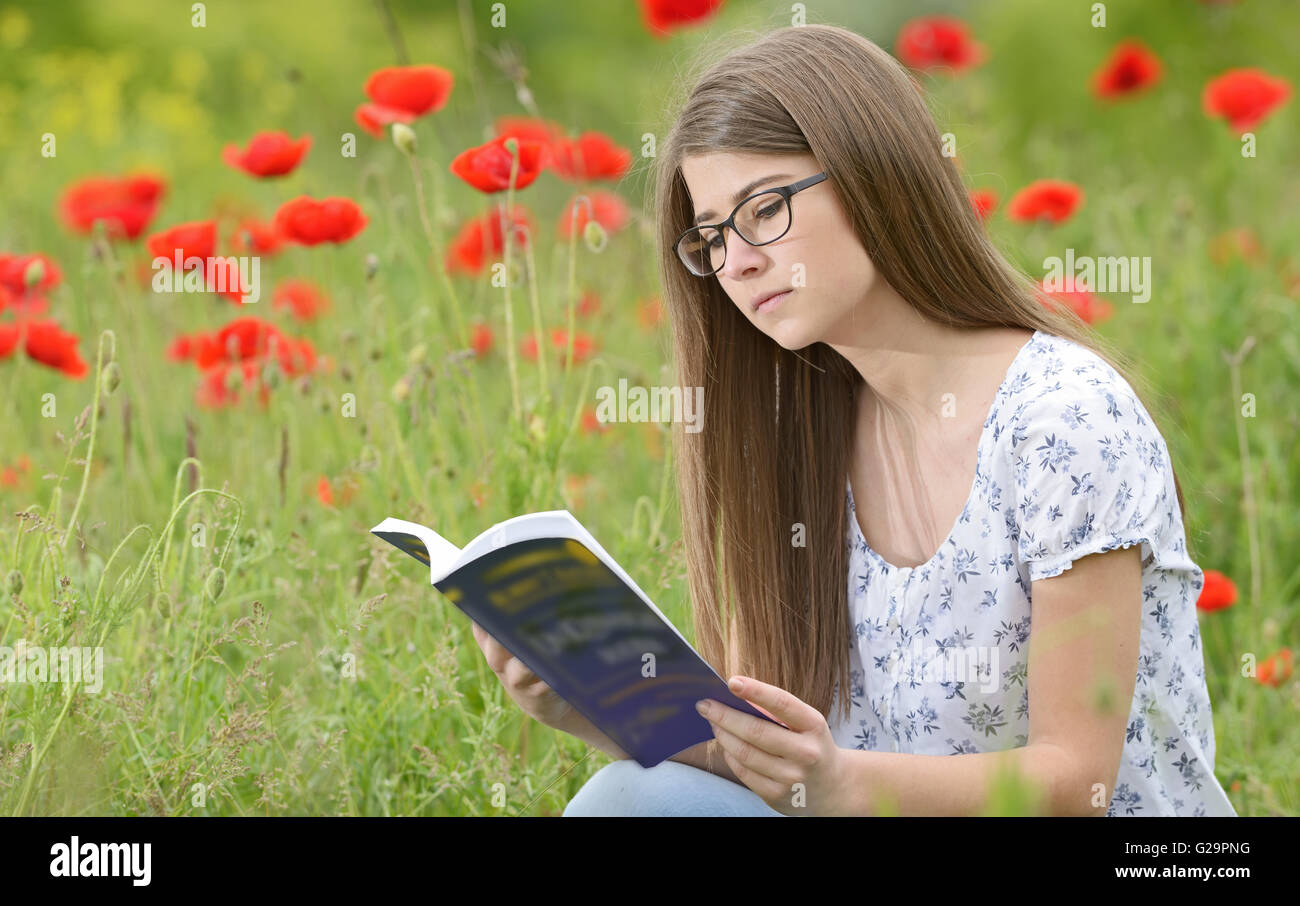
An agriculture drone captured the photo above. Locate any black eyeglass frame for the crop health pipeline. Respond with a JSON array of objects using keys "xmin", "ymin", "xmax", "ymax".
[{"xmin": 676, "ymin": 171, "xmax": 828, "ymax": 277}]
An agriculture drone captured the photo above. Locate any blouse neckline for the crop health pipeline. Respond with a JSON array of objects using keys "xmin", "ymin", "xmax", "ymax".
[{"xmin": 847, "ymin": 328, "xmax": 1043, "ymax": 575}]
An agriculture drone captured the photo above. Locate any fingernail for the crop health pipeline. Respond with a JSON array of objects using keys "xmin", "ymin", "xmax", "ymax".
[
  {"xmin": 728, "ymin": 677, "xmax": 743, "ymax": 693},
  {"xmin": 695, "ymin": 700, "xmax": 709, "ymax": 717}
]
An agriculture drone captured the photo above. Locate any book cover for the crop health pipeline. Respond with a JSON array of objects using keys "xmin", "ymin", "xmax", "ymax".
[{"xmin": 370, "ymin": 509, "xmax": 782, "ymax": 768}]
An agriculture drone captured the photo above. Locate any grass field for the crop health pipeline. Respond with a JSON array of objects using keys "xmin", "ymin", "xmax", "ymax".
[{"xmin": 0, "ymin": 0, "xmax": 1296, "ymax": 816}]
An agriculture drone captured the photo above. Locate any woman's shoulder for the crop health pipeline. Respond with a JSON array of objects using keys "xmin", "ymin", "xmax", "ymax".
[
  {"xmin": 996, "ymin": 330, "xmax": 1156, "ymax": 443},
  {"xmin": 992, "ymin": 331, "xmax": 1187, "ymax": 581}
]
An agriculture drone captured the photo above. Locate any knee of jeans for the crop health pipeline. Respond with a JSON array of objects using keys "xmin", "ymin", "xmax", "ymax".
[
  {"xmin": 562, "ymin": 758, "xmax": 783, "ymax": 817},
  {"xmin": 562, "ymin": 760, "xmax": 642, "ymax": 817}
]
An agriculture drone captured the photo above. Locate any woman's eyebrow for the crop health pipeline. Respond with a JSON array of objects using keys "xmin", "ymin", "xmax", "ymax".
[{"xmin": 693, "ymin": 173, "xmax": 793, "ymax": 225}]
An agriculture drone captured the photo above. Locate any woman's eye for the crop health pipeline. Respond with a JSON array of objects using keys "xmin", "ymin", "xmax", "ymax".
[{"xmin": 757, "ymin": 204, "xmax": 780, "ymax": 219}]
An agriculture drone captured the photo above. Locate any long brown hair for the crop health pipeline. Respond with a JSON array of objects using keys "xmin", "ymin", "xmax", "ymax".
[{"xmin": 650, "ymin": 23, "xmax": 1187, "ymax": 726}]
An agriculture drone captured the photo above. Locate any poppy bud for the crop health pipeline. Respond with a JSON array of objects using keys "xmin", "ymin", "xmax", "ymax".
[
  {"xmin": 6, "ymin": 569, "xmax": 22, "ymax": 596},
  {"xmin": 364, "ymin": 254, "xmax": 379, "ymax": 282},
  {"xmin": 340, "ymin": 364, "xmax": 354, "ymax": 382},
  {"xmin": 583, "ymin": 220, "xmax": 608, "ymax": 253},
  {"xmin": 368, "ymin": 346, "xmax": 383, "ymax": 361},
  {"xmin": 407, "ymin": 343, "xmax": 427, "ymax": 365},
  {"xmin": 23, "ymin": 258, "xmax": 46, "ymax": 290},
  {"xmin": 391, "ymin": 123, "xmax": 417, "ymax": 156},
  {"xmin": 204, "ymin": 566, "xmax": 226, "ymax": 602},
  {"xmin": 154, "ymin": 591, "xmax": 171, "ymax": 617},
  {"xmin": 101, "ymin": 361, "xmax": 122, "ymax": 396},
  {"xmin": 528, "ymin": 412, "xmax": 545, "ymax": 442},
  {"xmin": 392, "ymin": 376, "xmax": 411, "ymax": 402}
]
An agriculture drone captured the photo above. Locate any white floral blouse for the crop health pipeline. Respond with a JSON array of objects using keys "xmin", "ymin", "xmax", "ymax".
[{"xmin": 828, "ymin": 329, "xmax": 1236, "ymax": 817}]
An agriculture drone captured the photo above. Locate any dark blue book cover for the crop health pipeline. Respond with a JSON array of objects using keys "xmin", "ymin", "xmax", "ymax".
[{"xmin": 370, "ymin": 511, "xmax": 782, "ymax": 768}]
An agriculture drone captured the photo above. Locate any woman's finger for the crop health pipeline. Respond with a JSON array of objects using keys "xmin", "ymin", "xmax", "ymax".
[{"xmin": 503, "ymin": 655, "xmax": 538, "ymax": 690}]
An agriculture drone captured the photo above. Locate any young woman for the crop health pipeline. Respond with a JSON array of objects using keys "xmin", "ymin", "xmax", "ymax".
[{"xmin": 481, "ymin": 23, "xmax": 1235, "ymax": 816}]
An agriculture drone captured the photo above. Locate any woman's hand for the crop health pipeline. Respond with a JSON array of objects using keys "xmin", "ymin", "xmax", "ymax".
[
  {"xmin": 695, "ymin": 676, "xmax": 851, "ymax": 817},
  {"xmin": 469, "ymin": 620, "xmax": 575, "ymax": 730}
]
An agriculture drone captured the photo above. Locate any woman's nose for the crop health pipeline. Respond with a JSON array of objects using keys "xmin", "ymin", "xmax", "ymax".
[{"xmin": 719, "ymin": 229, "xmax": 766, "ymax": 280}]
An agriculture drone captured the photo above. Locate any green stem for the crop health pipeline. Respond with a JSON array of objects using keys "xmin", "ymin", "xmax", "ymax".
[{"xmin": 61, "ymin": 331, "xmax": 116, "ymax": 551}]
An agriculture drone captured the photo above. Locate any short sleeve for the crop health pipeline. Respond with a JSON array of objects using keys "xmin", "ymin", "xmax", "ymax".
[{"xmin": 1008, "ymin": 375, "xmax": 1170, "ymax": 581}]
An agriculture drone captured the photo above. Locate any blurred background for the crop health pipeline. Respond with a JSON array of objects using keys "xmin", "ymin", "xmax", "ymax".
[{"xmin": 0, "ymin": 0, "xmax": 1295, "ymax": 815}]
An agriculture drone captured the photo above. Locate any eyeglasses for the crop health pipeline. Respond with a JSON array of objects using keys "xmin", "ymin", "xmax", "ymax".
[{"xmin": 676, "ymin": 172, "xmax": 827, "ymax": 277}]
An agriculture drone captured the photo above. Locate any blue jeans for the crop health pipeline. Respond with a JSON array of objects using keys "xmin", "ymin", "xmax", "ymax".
[{"xmin": 562, "ymin": 758, "xmax": 788, "ymax": 817}]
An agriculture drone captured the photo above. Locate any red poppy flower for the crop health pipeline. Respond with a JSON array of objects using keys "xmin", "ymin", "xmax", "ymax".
[
  {"xmin": 548, "ymin": 132, "xmax": 633, "ymax": 182},
  {"xmin": 1039, "ymin": 286, "xmax": 1114, "ymax": 327},
  {"xmin": 203, "ymin": 256, "xmax": 255, "ymax": 305},
  {"xmin": 0, "ymin": 322, "xmax": 19, "ymax": 359},
  {"xmin": 1092, "ymin": 40, "xmax": 1163, "ymax": 100},
  {"xmin": 1196, "ymin": 569, "xmax": 1237, "ymax": 612},
  {"xmin": 576, "ymin": 291, "xmax": 601, "ymax": 318},
  {"xmin": 167, "ymin": 331, "xmax": 220, "ymax": 364},
  {"xmin": 1257, "ymin": 649, "xmax": 1293, "ymax": 687},
  {"xmin": 445, "ymin": 205, "xmax": 534, "ymax": 275},
  {"xmin": 223, "ymin": 131, "xmax": 311, "ymax": 178},
  {"xmin": 364, "ymin": 64, "xmax": 454, "ymax": 116},
  {"xmin": 450, "ymin": 135, "xmax": 545, "ymax": 194},
  {"xmin": 969, "ymin": 189, "xmax": 998, "ymax": 222},
  {"xmin": 895, "ymin": 16, "xmax": 985, "ymax": 74},
  {"xmin": 2, "ymin": 320, "xmax": 90, "ymax": 378},
  {"xmin": 59, "ymin": 173, "xmax": 167, "ymax": 240},
  {"xmin": 495, "ymin": 116, "xmax": 567, "ymax": 169},
  {"xmin": 272, "ymin": 278, "xmax": 331, "ymax": 320},
  {"xmin": 0, "ymin": 253, "xmax": 62, "ymax": 296},
  {"xmin": 550, "ymin": 327, "xmax": 595, "ymax": 363},
  {"xmin": 147, "ymin": 220, "xmax": 217, "ymax": 269},
  {"xmin": 1007, "ymin": 180, "xmax": 1084, "ymax": 224},
  {"xmin": 1208, "ymin": 228, "xmax": 1265, "ymax": 267},
  {"xmin": 229, "ymin": 218, "xmax": 284, "ymax": 256},
  {"xmin": 638, "ymin": 0, "xmax": 726, "ymax": 38},
  {"xmin": 354, "ymin": 103, "xmax": 417, "ymax": 139},
  {"xmin": 1202, "ymin": 68, "xmax": 1291, "ymax": 133},
  {"xmin": 1, "ymin": 285, "xmax": 43, "ymax": 318},
  {"xmin": 580, "ymin": 407, "xmax": 610, "ymax": 434},
  {"xmin": 557, "ymin": 190, "xmax": 630, "ymax": 239},
  {"xmin": 470, "ymin": 322, "xmax": 493, "ymax": 357},
  {"xmin": 274, "ymin": 196, "xmax": 368, "ymax": 245},
  {"xmin": 520, "ymin": 334, "xmax": 538, "ymax": 361},
  {"xmin": 196, "ymin": 360, "xmax": 271, "ymax": 408},
  {"xmin": 316, "ymin": 475, "xmax": 335, "ymax": 506},
  {"xmin": 175, "ymin": 317, "xmax": 314, "ymax": 376}
]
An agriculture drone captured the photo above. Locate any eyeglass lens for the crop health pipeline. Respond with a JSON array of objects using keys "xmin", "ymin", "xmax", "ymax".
[{"xmin": 678, "ymin": 192, "xmax": 791, "ymax": 275}]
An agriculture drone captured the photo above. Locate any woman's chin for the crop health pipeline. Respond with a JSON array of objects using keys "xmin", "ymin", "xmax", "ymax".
[{"xmin": 764, "ymin": 318, "xmax": 816, "ymax": 351}]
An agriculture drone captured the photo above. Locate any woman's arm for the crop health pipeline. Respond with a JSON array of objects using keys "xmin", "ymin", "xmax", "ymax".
[{"xmin": 840, "ymin": 545, "xmax": 1143, "ymax": 816}]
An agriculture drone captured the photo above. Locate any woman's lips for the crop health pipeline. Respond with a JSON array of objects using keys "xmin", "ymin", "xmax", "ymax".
[{"xmin": 755, "ymin": 290, "xmax": 791, "ymax": 313}]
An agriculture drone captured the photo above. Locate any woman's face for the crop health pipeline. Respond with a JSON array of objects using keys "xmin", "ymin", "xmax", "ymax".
[{"xmin": 679, "ymin": 150, "xmax": 880, "ymax": 350}]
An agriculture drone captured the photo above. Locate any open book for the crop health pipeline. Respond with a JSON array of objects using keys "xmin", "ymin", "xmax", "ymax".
[{"xmin": 370, "ymin": 509, "xmax": 781, "ymax": 768}]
